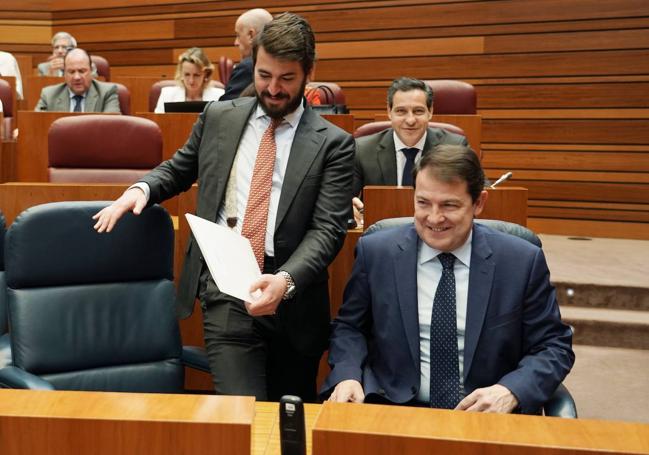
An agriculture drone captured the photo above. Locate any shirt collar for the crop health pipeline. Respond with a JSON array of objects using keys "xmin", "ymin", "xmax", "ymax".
[
  {"xmin": 254, "ymin": 98, "xmax": 305, "ymax": 129},
  {"xmin": 68, "ymin": 89, "xmax": 85, "ymax": 100},
  {"xmin": 394, "ymin": 129, "xmax": 427, "ymax": 153},
  {"xmin": 418, "ymin": 228, "xmax": 473, "ymax": 268}
]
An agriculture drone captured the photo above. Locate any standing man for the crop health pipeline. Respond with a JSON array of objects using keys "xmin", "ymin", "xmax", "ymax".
[
  {"xmin": 220, "ymin": 8, "xmax": 273, "ymax": 101},
  {"xmin": 352, "ymin": 77, "xmax": 468, "ymax": 226},
  {"xmin": 35, "ymin": 48, "xmax": 119, "ymax": 112},
  {"xmin": 38, "ymin": 32, "xmax": 77, "ymax": 77},
  {"xmin": 94, "ymin": 13, "xmax": 355, "ymax": 402},
  {"xmin": 323, "ymin": 145, "xmax": 574, "ymax": 413}
]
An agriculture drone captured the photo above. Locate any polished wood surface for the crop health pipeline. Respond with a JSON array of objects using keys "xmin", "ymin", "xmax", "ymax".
[
  {"xmin": 312, "ymin": 401, "xmax": 649, "ymax": 455},
  {"xmin": 112, "ymin": 76, "xmax": 161, "ymax": 113},
  {"xmin": 362, "ymin": 186, "xmax": 528, "ymax": 229},
  {"xmin": 0, "ymin": 389, "xmax": 254, "ymax": 455},
  {"xmin": 321, "ymin": 113, "xmax": 355, "ymax": 134},
  {"xmin": 254, "ymin": 402, "xmax": 321, "ymax": 455},
  {"xmin": 24, "ymin": 76, "xmax": 62, "ymax": 112},
  {"xmin": 137, "ymin": 112, "xmax": 199, "ymax": 161}
]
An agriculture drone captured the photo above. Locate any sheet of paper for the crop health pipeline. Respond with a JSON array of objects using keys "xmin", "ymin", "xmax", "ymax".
[{"xmin": 185, "ymin": 213, "xmax": 262, "ymax": 302}]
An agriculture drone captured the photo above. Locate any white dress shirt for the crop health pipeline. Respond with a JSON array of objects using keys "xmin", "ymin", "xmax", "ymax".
[
  {"xmin": 415, "ymin": 231, "xmax": 472, "ymax": 403},
  {"xmin": 393, "ymin": 131, "xmax": 427, "ymax": 186},
  {"xmin": 0, "ymin": 51, "xmax": 23, "ymax": 100},
  {"xmin": 154, "ymin": 85, "xmax": 225, "ymax": 113}
]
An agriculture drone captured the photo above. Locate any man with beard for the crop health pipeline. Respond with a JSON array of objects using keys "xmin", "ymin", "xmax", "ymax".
[{"xmin": 93, "ymin": 13, "xmax": 354, "ymax": 402}]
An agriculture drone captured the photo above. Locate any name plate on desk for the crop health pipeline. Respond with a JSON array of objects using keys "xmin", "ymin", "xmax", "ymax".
[
  {"xmin": 313, "ymin": 401, "xmax": 649, "ymax": 455},
  {"xmin": 363, "ymin": 185, "xmax": 528, "ymax": 229},
  {"xmin": 0, "ymin": 390, "xmax": 254, "ymax": 455}
]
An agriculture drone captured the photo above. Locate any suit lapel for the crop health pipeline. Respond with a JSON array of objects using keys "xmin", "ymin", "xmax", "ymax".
[
  {"xmin": 84, "ymin": 83, "xmax": 99, "ymax": 112},
  {"xmin": 394, "ymin": 225, "xmax": 421, "ymax": 369},
  {"xmin": 377, "ymin": 130, "xmax": 397, "ymax": 185},
  {"xmin": 275, "ymin": 106, "xmax": 325, "ymax": 229},
  {"xmin": 423, "ymin": 127, "xmax": 444, "ymax": 154},
  {"xmin": 463, "ymin": 223, "xmax": 495, "ymax": 381},
  {"xmin": 211, "ymin": 98, "xmax": 256, "ymax": 217},
  {"xmin": 54, "ymin": 84, "xmax": 70, "ymax": 112}
]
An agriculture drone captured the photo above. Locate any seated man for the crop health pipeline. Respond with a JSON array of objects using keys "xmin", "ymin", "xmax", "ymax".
[
  {"xmin": 322, "ymin": 145, "xmax": 574, "ymax": 414},
  {"xmin": 39, "ymin": 32, "xmax": 76, "ymax": 77},
  {"xmin": 352, "ymin": 77, "xmax": 468, "ymax": 226},
  {"xmin": 35, "ymin": 48, "xmax": 119, "ymax": 113},
  {"xmin": 0, "ymin": 50, "xmax": 23, "ymax": 100}
]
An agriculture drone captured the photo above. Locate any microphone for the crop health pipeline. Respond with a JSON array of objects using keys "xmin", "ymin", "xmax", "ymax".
[{"xmin": 489, "ymin": 171, "xmax": 513, "ymax": 189}]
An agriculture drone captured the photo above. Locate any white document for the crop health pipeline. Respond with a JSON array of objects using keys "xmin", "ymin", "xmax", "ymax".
[{"xmin": 185, "ymin": 213, "xmax": 262, "ymax": 302}]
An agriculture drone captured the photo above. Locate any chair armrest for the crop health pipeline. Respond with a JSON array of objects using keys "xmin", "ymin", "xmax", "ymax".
[
  {"xmin": 543, "ymin": 383, "xmax": 577, "ymax": 418},
  {"xmin": 0, "ymin": 366, "xmax": 55, "ymax": 389},
  {"xmin": 181, "ymin": 346, "xmax": 211, "ymax": 373},
  {"xmin": 0, "ymin": 333, "xmax": 11, "ymax": 368}
]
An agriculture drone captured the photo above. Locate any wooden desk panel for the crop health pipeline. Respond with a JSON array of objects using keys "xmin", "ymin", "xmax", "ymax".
[
  {"xmin": 24, "ymin": 76, "xmax": 63, "ymax": 112},
  {"xmin": 321, "ymin": 114, "xmax": 355, "ymax": 134},
  {"xmin": 363, "ymin": 186, "xmax": 528, "ymax": 229},
  {"xmin": 113, "ymin": 76, "xmax": 160, "ymax": 114},
  {"xmin": 137, "ymin": 112, "xmax": 198, "ymax": 161},
  {"xmin": 313, "ymin": 401, "xmax": 649, "ymax": 455},
  {"xmin": 0, "ymin": 390, "xmax": 254, "ymax": 455}
]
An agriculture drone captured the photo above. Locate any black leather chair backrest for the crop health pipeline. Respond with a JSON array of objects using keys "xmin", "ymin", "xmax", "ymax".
[
  {"xmin": 364, "ymin": 217, "xmax": 542, "ymax": 248},
  {"xmin": 4, "ymin": 201, "xmax": 183, "ymax": 392}
]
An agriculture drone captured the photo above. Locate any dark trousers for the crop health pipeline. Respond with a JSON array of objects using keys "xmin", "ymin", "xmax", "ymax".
[{"xmin": 198, "ymin": 261, "xmax": 320, "ymax": 402}]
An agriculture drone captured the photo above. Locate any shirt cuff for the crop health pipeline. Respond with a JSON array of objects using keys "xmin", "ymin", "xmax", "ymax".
[{"xmin": 129, "ymin": 182, "xmax": 151, "ymax": 202}]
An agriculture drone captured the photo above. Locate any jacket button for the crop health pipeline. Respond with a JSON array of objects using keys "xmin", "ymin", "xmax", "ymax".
[{"xmin": 378, "ymin": 388, "xmax": 386, "ymax": 396}]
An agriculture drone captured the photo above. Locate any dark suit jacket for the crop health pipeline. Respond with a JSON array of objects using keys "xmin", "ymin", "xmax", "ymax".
[
  {"xmin": 141, "ymin": 97, "xmax": 355, "ymax": 356},
  {"xmin": 353, "ymin": 127, "xmax": 468, "ymax": 197},
  {"xmin": 35, "ymin": 79, "xmax": 120, "ymax": 112},
  {"xmin": 219, "ymin": 57, "xmax": 253, "ymax": 101},
  {"xmin": 322, "ymin": 223, "xmax": 574, "ymax": 413}
]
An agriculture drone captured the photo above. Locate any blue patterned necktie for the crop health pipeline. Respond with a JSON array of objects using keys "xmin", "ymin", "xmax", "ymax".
[
  {"xmin": 401, "ymin": 147, "xmax": 418, "ymax": 186},
  {"xmin": 429, "ymin": 252, "xmax": 460, "ymax": 409},
  {"xmin": 72, "ymin": 95, "xmax": 83, "ymax": 112}
]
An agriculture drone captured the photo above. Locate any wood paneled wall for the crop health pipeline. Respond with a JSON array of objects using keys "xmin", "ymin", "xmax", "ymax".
[{"xmin": 1, "ymin": 0, "xmax": 648, "ymax": 239}]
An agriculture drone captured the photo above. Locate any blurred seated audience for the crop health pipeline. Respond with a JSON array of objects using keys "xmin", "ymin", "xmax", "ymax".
[
  {"xmin": 35, "ymin": 48, "xmax": 120, "ymax": 113},
  {"xmin": 154, "ymin": 47, "xmax": 224, "ymax": 113},
  {"xmin": 220, "ymin": 8, "xmax": 273, "ymax": 101},
  {"xmin": 0, "ymin": 50, "xmax": 23, "ymax": 100},
  {"xmin": 39, "ymin": 32, "xmax": 97, "ymax": 78}
]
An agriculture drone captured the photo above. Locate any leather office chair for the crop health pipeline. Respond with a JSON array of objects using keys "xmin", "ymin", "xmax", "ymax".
[
  {"xmin": 0, "ymin": 210, "xmax": 9, "ymax": 368},
  {"xmin": 48, "ymin": 114, "xmax": 162, "ymax": 183},
  {"xmin": 0, "ymin": 201, "xmax": 209, "ymax": 391},
  {"xmin": 90, "ymin": 55, "xmax": 110, "ymax": 81},
  {"xmin": 113, "ymin": 82, "xmax": 131, "ymax": 115},
  {"xmin": 423, "ymin": 80, "xmax": 477, "ymax": 115},
  {"xmin": 218, "ymin": 56, "xmax": 234, "ymax": 85},
  {"xmin": 363, "ymin": 217, "xmax": 577, "ymax": 418},
  {"xmin": 354, "ymin": 120, "xmax": 465, "ymax": 139},
  {"xmin": 148, "ymin": 79, "xmax": 226, "ymax": 112},
  {"xmin": 0, "ymin": 78, "xmax": 14, "ymax": 140}
]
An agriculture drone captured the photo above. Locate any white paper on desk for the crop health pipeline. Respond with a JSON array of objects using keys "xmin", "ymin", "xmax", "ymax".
[{"xmin": 185, "ymin": 213, "xmax": 262, "ymax": 302}]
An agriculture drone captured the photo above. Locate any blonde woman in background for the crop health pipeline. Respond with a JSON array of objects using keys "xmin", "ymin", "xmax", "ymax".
[{"xmin": 154, "ymin": 47, "xmax": 224, "ymax": 112}]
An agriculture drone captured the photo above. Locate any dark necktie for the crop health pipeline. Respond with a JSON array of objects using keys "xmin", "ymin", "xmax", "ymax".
[
  {"xmin": 72, "ymin": 95, "xmax": 83, "ymax": 112},
  {"xmin": 429, "ymin": 253, "xmax": 460, "ymax": 409},
  {"xmin": 401, "ymin": 147, "xmax": 418, "ymax": 186}
]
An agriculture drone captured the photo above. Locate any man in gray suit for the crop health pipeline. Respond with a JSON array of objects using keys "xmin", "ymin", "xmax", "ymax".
[
  {"xmin": 93, "ymin": 13, "xmax": 354, "ymax": 402},
  {"xmin": 35, "ymin": 48, "xmax": 119, "ymax": 113},
  {"xmin": 352, "ymin": 77, "xmax": 468, "ymax": 226}
]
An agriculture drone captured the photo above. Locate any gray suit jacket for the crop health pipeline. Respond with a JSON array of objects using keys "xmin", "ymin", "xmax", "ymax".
[
  {"xmin": 141, "ymin": 97, "xmax": 355, "ymax": 355},
  {"xmin": 35, "ymin": 79, "xmax": 120, "ymax": 112},
  {"xmin": 352, "ymin": 127, "xmax": 468, "ymax": 197},
  {"xmin": 37, "ymin": 61, "xmax": 62, "ymax": 77}
]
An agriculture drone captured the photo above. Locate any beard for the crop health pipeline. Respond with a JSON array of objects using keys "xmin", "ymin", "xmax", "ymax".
[{"xmin": 256, "ymin": 78, "xmax": 307, "ymax": 119}]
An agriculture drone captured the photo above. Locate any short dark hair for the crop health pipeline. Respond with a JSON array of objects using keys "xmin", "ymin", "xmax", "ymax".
[
  {"xmin": 413, "ymin": 144, "xmax": 484, "ymax": 202},
  {"xmin": 252, "ymin": 12, "xmax": 316, "ymax": 77},
  {"xmin": 387, "ymin": 77, "xmax": 433, "ymax": 110}
]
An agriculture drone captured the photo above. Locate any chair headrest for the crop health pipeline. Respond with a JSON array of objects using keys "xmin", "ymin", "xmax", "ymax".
[
  {"xmin": 424, "ymin": 80, "xmax": 476, "ymax": 114},
  {"xmin": 5, "ymin": 201, "xmax": 174, "ymax": 288},
  {"xmin": 48, "ymin": 115, "xmax": 162, "ymax": 168},
  {"xmin": 0, "ymin": 79, "xmax": 13, "ymax": 117}
]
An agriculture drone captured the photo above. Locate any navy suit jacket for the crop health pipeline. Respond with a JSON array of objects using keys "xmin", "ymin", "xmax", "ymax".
[
  {"xmin": 219, "ymin": 57, "xmax": 253, "ymax": 101},
  {"xmin": 322, "ymin": 223, "xmax": 574, "ymax": 413}
]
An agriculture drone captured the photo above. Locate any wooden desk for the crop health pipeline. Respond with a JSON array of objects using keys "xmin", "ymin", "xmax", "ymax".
[
  {"xmin": 0, "ymin": 389, "xmax": 254, "ymax": 455},
  {"xmin": 254, "ymin": 402, "xmax": 321, "ymax": 455},
  {"xmin": 363, "ymin": 186, "xmax": 528, "ymax": 229},
  {"xmin": 375, "ymin": 113, "xmax": 482, "ymax": 156},
  {"xmin": 136, "ymin": 112, "xmax": 199, "ymax": 161},
  {"xmin": 313, "ymin": 401, "xmax": 649, "ymax": 455},
  {"xmin": 24, "ymin": 76, "xmax": 63, "ymax": 112},
  {"xmin": 321, "ymin": 114, "xmax": 355, "ymax": 134},
  {"xmin": 113, "ymin": 76, "xmax": 161, "ymax": 114}
]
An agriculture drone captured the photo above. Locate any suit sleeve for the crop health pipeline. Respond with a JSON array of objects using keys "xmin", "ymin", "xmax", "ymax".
[
  {"xmin": 102, "ymin": 84, "xmax": 121, "ymax": 113},
  {"xmin": 352, "ymin": 146, "xmax": 364, "ymax": 198},
  {"xmin": 35, "ymin": 89, "xmax": 48, "ymax": 111},
  {"xmin": 496, "ymin": 248, "xmax": 575, "ymax": 413},
  {"xmin": 279, "ymin": 130, "xmax": 355, "ymax": 290},
  {"xmin": 321, "ymin": 237, "xmax": 373, "ymax": 396}
]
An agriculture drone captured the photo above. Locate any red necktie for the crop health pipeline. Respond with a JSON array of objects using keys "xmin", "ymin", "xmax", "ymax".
[{"xmin": 241, "ymin": 118, "xmax": 281, "ymax": 271}]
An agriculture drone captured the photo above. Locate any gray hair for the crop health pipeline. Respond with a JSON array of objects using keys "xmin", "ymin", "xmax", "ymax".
[{"xmin": 51, "ymin": 31, "xmax": 77, "ymax": 48}]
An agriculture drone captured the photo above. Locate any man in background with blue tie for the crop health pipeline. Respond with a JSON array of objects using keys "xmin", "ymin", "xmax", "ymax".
[
  {"xmin": 93, "ymin": 13, "xmax": 354, "ymax": 402},
  {"xmin": 351, "ymin": 77, "xmax": 468, "ymax": 226},
  {"xmin": 323, "ymin": 145, "xmax": 574, "ymax": 414},
  {"xmin": 35, "ymin": 48, "xmax": 119, "ymax": 113}
]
